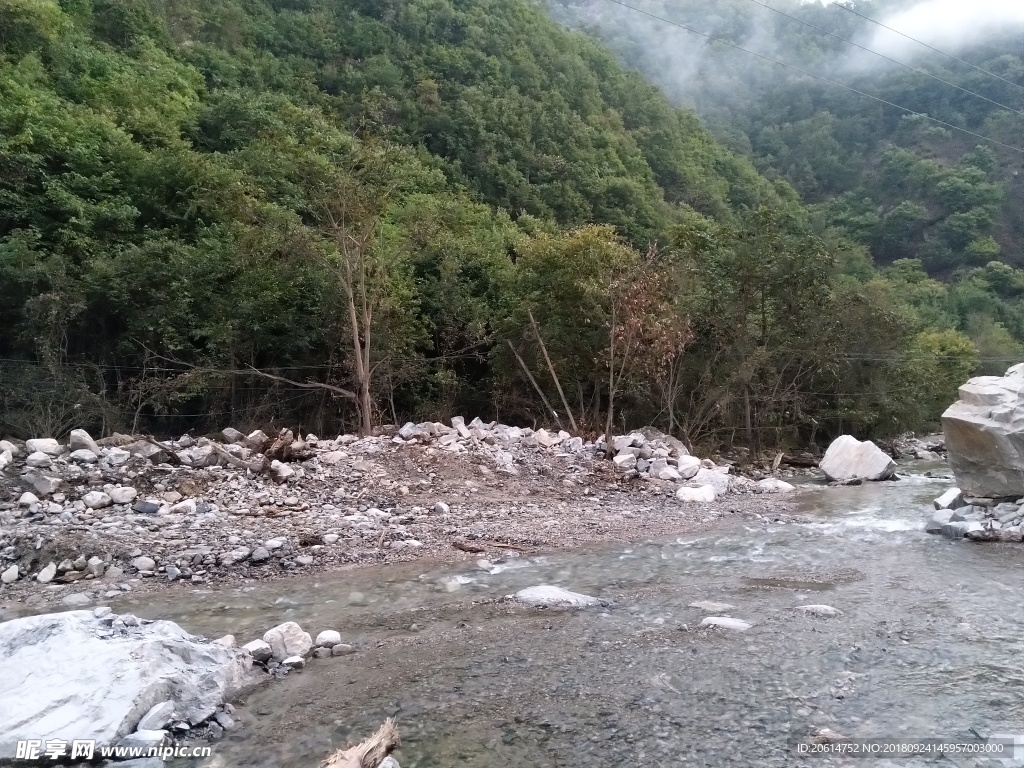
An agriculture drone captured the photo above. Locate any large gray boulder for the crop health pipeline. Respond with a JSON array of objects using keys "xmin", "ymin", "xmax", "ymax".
[
  {"xmin": 0, "ymin": 611, "xmax": 255, "ymax": 759},
  {"xmin": 819, "ymin": 435, "xmax": 896, "ymax": 482},
  {"xmin": 942, "ymin": 363, "xmax": 1024, "ymax": 498}
]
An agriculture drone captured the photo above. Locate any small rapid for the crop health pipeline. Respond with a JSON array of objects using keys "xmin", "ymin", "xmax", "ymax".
[{"xmin": 115, "ymin": 465, "xmax": 1024, "ymax": 767}]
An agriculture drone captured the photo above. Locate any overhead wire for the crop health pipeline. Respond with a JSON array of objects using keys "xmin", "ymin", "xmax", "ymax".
[
  {"xmin": 833, "ymin": 1, "xmax": 1024, "ymax": 96},
  {"xmin": 741, "ymin": 0, "xmax": 1023, "ymax": 116},
  {"xmin": 596, "ymin": 0, "xmax": 1024, "ymax": 155}
]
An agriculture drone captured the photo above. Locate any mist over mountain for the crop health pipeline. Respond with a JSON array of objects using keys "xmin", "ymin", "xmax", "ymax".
[{"xmin": 859, "ymin": 0, "xmax": 1024, "ymax": 58}]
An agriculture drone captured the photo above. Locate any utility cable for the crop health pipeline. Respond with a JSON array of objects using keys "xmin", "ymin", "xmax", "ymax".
[
  {"xmin": 596, "ymin": 0, "xmax": 1024, "ymax": 155},
  {"xmin": 834, "ymin": 1, "xmax": 1024, "ymax": 96},
  {"xmin": 743, "ymin": 0, "xmax": 1022, "ymax": 115}
]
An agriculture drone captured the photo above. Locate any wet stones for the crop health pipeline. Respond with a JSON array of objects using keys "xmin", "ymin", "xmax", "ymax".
[
  {"xmin": 689, "ymin": 601, "xmax": 736, "ymax": 612},
  {"xmin": 699, "ymin": 616, "xmax": 752, "ymax": 631},
  {"xmin": 795, "ymin": 604, "xmax": 843, "ymax": 618},
  {"xmin": 933, "ymin": 487, "xmax": 964, "ymax": 510},
  {"xmin": 514, "ymin": 585, "xmax": 599, "ymax": 608}
]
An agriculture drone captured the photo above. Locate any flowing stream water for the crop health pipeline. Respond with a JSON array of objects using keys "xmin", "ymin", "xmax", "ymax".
[{"xmin": 115, "ymin": 465, "xmax": 1024, "ymax": 767}]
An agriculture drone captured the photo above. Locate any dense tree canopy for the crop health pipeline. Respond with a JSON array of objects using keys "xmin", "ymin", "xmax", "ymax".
[{"xmin": 0, "ymin": 0, "xmax": 991, "ymax": 451}]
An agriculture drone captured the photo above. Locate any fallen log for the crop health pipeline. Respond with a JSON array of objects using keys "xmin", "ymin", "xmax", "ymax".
[
  {"xmin": 781, "ymin": 454, "xmax": 818, "ymax": 468},
  {"xmin": 320, "ymin": 719, "xmax": 400, "ymax": 768}
]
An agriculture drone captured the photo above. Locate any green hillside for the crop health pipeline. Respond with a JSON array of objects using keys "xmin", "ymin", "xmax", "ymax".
[
  {"xmin": 549, "ymin": 0, "xmax": 1024, "ymax": 370},
  {"xmin": 0, "ymin": 0, "xmax": 980, "ymax": 447}
]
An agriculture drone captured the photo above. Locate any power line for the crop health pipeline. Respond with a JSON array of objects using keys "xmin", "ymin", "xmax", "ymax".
[
  {"xmin": 596, "ymin": 0, "xmax": 1024, "ymax": 155},
  {"xmin": 743, "ymin": 0, "xmax": 1022, "ymax": 116},
  {"xmin": 833, "ymin": 1, "xmax": 1024, "ymax": 97}
]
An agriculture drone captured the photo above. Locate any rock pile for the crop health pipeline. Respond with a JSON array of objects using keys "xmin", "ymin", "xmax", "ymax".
[
  {"xmin": 927, "ymin": 489, "xmax": 1024, "ymax": 543},
  {"xmin": 0, "ymin": 420, "xmax": 797, "ymax": 605},
  {"xmin": 942, "ymin": 363, "xmax": 1024, "ymax": 498}
]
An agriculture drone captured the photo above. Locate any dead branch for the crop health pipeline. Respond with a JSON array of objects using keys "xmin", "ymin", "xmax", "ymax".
[
  {"xmin": 210, "ymin": 443, "xmax": 270, "ymax": 475},
  {"xmin": 506, "ymin": 340, "xmax": 561, "ymax": 428},
  {"xmin": 528, "ymin": 309, "xmax": 578, "ymax": 433},
  {"xmin": 320, "ymin": 719, "xmax": 400, "ymax": 768}
]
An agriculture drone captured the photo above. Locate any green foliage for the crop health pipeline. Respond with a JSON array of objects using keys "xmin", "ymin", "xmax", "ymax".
[{"xmin": 0, "ymin": 0, "xmax": 1001, "ymax": 444}]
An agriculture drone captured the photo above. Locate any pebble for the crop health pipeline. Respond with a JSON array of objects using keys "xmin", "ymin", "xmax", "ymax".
[
  {"xmin": 323, "ymin": 534, "xmax": 340, "ymax": 545},
  {"xmin": 281, "ymin": 655, "xmax": 305, "ymax": 669},
  {"xmin": 36, "ymin": 563, "xmax": 57, "ymax": 583},
  {"xmin": 131, "ymin": 556, "xmax": 156, "ymax": 572},
  {"xmin": 250, "ymin": 547, "xmax": 270, "ymax": 563},
  {"xmin": 2, "ymin": 565, "xmax": 19, "ymax": 583}
]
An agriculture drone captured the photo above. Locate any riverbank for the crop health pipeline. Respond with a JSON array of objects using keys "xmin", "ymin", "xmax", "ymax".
[{"xmin": 0, "ymin": 423, "xmax": 805, "ymax": 615}]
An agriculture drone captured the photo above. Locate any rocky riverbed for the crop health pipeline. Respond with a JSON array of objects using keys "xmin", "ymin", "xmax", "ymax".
[{"xmin": 0, "ymin": 421, "xmax": 804, "ymax": 615}]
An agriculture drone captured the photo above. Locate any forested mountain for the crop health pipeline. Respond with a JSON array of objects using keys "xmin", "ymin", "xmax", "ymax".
[
  {"xmin": 0, "ymin": 0, "xmax": 984, "ymax": 450},
  {"xmin": 549, "ymin": 0, "xmax": 1024, "ymax": 367}
]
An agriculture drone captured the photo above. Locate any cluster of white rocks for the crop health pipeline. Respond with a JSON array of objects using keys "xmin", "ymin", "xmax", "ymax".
[
  {"xmin": 511, "ymin": 584, "xmax": 842, "ymax": 633},
  {"xmin": 239, "ymin": 619, "xmax": 354, "ymax": 670},
  {"xmin": 395, "ymin": 419, "xmax": 796, "ymax": 502},
  {"xmin": 927, "ymin": 487, "xmax": 1024, "ymax": 542}
]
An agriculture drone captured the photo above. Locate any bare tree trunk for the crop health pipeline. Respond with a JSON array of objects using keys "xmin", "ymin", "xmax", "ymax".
[
  {"xmin": 528, "ymin": 309, "xmax": 578, "ymax": 433},
  {"xmin": 604, "ymin": 302, "xmax": 617, "ymax": 460},
  {"xmin": 507, "ymin": 341, "xmax": 561, "ymax": 427}
]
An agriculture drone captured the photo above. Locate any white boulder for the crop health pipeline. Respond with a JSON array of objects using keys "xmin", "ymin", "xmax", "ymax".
[
  {"xmin": 315, "ymin": 630, "xmax": 342, "ymax": 648},
  {"xmin": 687, "ymin": 468, "xmax": 732, "ymax": 495},
  {"xmin": 942, "ymin": 363, "xmax": 1024, "ymax": 497},
  {"xmin": 83, "ymin": 491, "xmax": 112, "ymax": 509},
  {"xmin": 819, "ymin": 435, "xmax": 896, "ymax": 482},
  {"xmin": 675, "ymin": 455, "xmax": 702, "ymax": 479},
  {"xmin": 675, "ymin": 485, "xmax": 716, "ymax": 503},
  {"xmin": 0, "ymin": 611, "xmax": 254, "ymax": 759},
  {"xmin": 648, "ymin": 459, "xmax": 682, "ymax": 481},
  {"xmin": 110, "ymin": 487, "xmax": 138, "ymax": 505},
  {"xmin": 241, "ymin": 639, "xmax": 272, "ymax": 662},
  {"xmin": 25, "ymin": 438, "xmax": 61, "ymax": 456},
  {"xmin": 25, "ymin": 451, "xmax": 52, "ymax": 468},
  {"xmin": 69, "ymin": 429, "xmax": 101, "ymax": 454},
  {"xmin": 757, "ymin": 478, "xmax": 796, "ymax": 493},
  {"xmin": 933, "ymin": 487, "xmax": 964, "ymax": 510},
  {"xmin": 514, "ymin": 585, "xmax": 599, "ymax": 608},
  {"xmin": 262, "ymin": 621, "xmax": 312, "ymax": 662}
]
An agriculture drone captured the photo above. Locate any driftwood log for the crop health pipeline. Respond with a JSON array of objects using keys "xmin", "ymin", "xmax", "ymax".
[{"xmin": 320, "ymin": 719, "xmax": 400, "ymax": 768}]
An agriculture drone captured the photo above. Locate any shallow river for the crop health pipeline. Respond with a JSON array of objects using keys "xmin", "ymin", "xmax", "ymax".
[{"xmin": 119, "ymin": 467, "xmax": 1024, "ymax": 767}]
